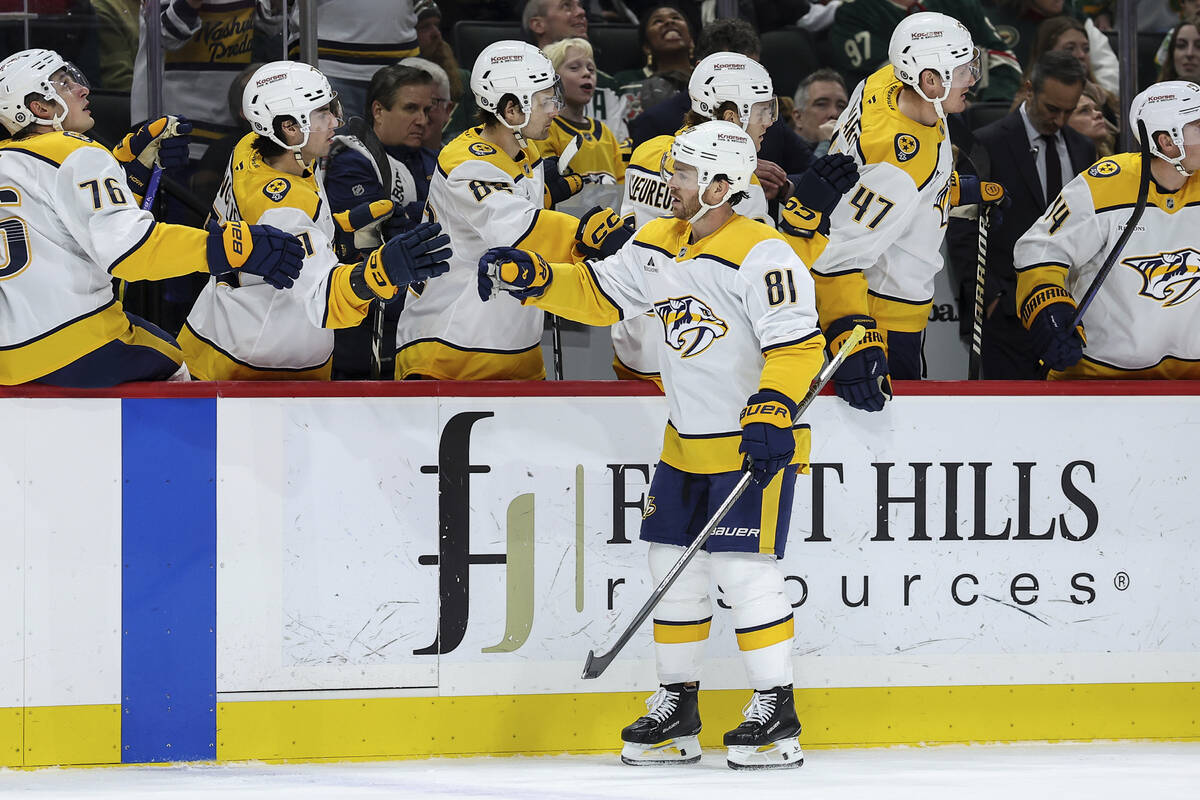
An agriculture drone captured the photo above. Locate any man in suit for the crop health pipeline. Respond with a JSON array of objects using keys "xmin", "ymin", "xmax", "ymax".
[{"xmin": 955, "ymin": 50, "xmax": 1095, "ymax": 379}]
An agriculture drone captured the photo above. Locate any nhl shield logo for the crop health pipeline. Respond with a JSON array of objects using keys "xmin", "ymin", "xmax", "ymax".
[
  {"xmin": 263, "ymin": 178, "xmax": 291, "ymax": 202},
  {"xmin": 1088, "ymin": 160, "xmax": 1121, "ymax": 178},
  {"xmin": 1123, "ymin": 248, "xmax": 1200, "ymax": 307},
  {"xmin": 654, "ymin": 296, "xmax": 729, "ymax": 357},
  {"xmin": 894, "ymin": 133, "xmax": 919, "ymax": 163}
]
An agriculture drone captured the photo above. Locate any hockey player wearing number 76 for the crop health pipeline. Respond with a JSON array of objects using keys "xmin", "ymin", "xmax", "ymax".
[
  {"xmin": 0, "ymin": 49, "xmax": 305, "ymax": 387},
  {"xmin": 478, "ymin": 121, "xmax": 825, "ymax": 770}
]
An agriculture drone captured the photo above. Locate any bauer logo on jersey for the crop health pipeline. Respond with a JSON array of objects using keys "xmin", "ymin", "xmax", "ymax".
[
  {"xmin": 1123, "ymin": 248, "xmax": 1200, "ymax": 307},
  {"xmin": 263, "ymin": 178, "xmax": 291, "ymax": 202},
  {"xmin": 468, "ymin": 142, "xmax": 497, "ymax": 157},
  {"xmin": 1089, "ymin": 160, "xmax": 1121, "ymax": 178},
  {"xmin": 894, "ymin": 133, "xmax": 919, "ymax": 163},
  {"xmin": 654, "ymin": 296, "xmax": 728, "ymax": 357}
]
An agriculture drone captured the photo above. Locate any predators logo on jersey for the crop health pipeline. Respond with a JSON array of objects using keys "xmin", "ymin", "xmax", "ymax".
[
  {"xmin": 655, "ymin": 296, "xmax": 728, "ymax": 357},
  {"xmin": 469, "ymin": 142, "xmax": 497, "ymax": 157},
  {"xmin": 1089, "ymin": 160, "xmax": 1121, "ymax": 178},
  {"xmin": 894, "ymin": 133, "xmax": 919, "ymax": 163},
  {"xmin": 263, "ymin": 178, "xmax": 291, "ymax": 202},
  {"xmin": 1123, "ymin": 248, "xmax": 1200, "ymax": 307}
]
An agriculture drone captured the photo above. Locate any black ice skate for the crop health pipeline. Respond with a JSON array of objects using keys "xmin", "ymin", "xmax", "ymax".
[
  {"xmin": 620, "ymin": 682, "xmax": 702, "ymax": 765},
  {"xmin": 723, "ymin": 685, "xmax": 804, "ymax": 770}
]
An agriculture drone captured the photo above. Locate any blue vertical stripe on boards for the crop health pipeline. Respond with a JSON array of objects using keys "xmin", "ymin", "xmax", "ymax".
[{"xmin": 121, "ymin": 398, "xmax": 217, "ymax": 763}]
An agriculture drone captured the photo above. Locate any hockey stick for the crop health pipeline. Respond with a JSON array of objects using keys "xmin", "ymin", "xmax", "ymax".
[
  {"xmin": 369, "ymin": 302, "xmax": 385, "ymax": 379},
  {"xmin": 968, "ymin": 203, "xmax": 991, "ymax": 380},
  {"xmin": 581, "ymin": 324, "xmax": 867, "ymax": 680},
  {"xmin": 1068, "ymin": 118, "xmax": 1151, "ymax": 331},
  {"xmin": 119, "ymin": 164, "xmax": 164, "ymax": 305},
  {"xmin": 550, "ymin": 315, "xmax": 565, "ymax": 380}
]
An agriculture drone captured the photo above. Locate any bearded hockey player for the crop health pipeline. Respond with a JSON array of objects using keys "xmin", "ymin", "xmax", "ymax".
[
  {"xmin": 1013, "ymin": 81, "xmax": 1200, "ymax": 379},
  {"xmin": 180, "ymin": 61, "xmax": 451, "ymax": 380},
  {"xmin": 0, "ymin": 49, "xmax": 303, "ymax": 387},
  {"xmin": 478, "ymin": 121, "xmax": 825, "ymax": 770},
  {"xmin": 394, "ymin": 41, "xmax": 630, "ymax": 380},
  {"xmin": 813, "ymin": 12, "xmax": 1003, "ymax": 411},
  {"xmin": 615, "ymin": 51, "xmax": 857, "ymax": 384}
]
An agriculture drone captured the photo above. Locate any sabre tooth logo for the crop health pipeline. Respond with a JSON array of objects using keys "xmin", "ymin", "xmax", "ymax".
[
  {"xmin": 654, "ymin": 295, "xmax": 728, "ymax": 357},
  {"xmin": 1123, "ymin": 247, "xmax": 1200, "ymax": 307}
]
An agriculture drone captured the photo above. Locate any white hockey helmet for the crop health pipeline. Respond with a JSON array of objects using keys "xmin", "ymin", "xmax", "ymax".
[
  {"xmin": 470, "ymin": 40, "xmax": 562, "ymax": 135},
  {"xmin": 663, "ymin": 120, "xmax": 757, "ymax": 224},
  {"xmin": 1131, "ymin": 81, "xmax": 1200, "ymax": 176},
  {"xmin": 889, "ymin": 12, "xmax": 979, "ymax": 115},
  {"xmin": 0, "ymin": 48, "xmax": 89, "ymax": 134},
  {"xmin": 243, "ymin": 61, "xmax": 340, "ymax": 152},
  {"xmin": 688, "ymin": 52, "xmax": 777, "ymax": 130}
]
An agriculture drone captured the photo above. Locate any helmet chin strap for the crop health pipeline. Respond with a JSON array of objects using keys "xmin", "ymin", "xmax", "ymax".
[
  {"xmin": 500, "ymin": 108, "xmax": 531, "ymax": 148},
  {"xmin": 686, "ymin": 179, "xmax": 727, "ymax": 226},
  {"xmin": 916, "ymin": 78, "xmax": 952, "ymax": 120}
]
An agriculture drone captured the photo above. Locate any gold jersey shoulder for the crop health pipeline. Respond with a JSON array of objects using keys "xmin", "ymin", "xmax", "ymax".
[
  {"xmin": 0, "ymin": 130, "xmax": 110, "ymax": 165},
  {"xmin": 851, "ymin": 65, "xmax": 943, "ymax": 186},
  {"xmin": 629, "ymin": 133, "xmax": 674, "ymax": 173},
  {"xmin": 1080, "ymin": 151, "xmax": 1200, "ymax": 214},
  {"xmin": 228, "ymin": 132, "xmax": 321, "ymax": 221},
  {"xmin": 439, "ymin": 126, "xmax": 541, "ymax": 181},
  {"xmin": 636, "ymin": 214, "xmax": 786, "ymax": 265}
]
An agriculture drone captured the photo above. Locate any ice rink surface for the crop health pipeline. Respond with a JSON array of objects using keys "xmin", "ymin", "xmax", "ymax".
[{"xmin": 3, "ymin": 742, "xmax": 1199, "ymax": 799}]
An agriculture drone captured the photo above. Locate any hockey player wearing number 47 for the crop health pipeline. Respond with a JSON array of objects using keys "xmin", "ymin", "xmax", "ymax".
[
  {"xmin": 1013, "ymin": 81, "xmax": 1200, "ymax": 379},
  {"xmin": 0, "ymin": 49, "xmax": 304, "ymax": 388},
  {"xmin": 478, "ymin": 121, "xmax": 825, "ymax": 770}
]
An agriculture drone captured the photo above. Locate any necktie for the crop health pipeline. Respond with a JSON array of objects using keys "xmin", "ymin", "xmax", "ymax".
[{"xmin": 1042, "ymin": 133, "xmax": 1062, "ymax": 204}]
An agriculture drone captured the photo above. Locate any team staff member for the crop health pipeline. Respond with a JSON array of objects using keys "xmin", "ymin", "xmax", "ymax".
[
  {"xmin": 180, "ymin": 61, "xmax": 451, "ymax": 380},
  {"xmin": 0, "ymin": 49, "xmax": 303, "ymax": 387}
]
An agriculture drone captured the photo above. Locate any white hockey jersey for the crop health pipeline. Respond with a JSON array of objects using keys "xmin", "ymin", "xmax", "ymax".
[
  {"xmin": 529, "ymin": 213, "xmax": 826, "ymax": 473},
  {"xmin": 613, "ymin": 131, "xmax": 773, "ymax": 380},
  {"xmin": 1014, "ymin": 152, "xmax": 1200, "ymax": 378},
  {"xmin": 0, "ymin": 132, "xmax": 209, "ymax": 385},
  {"xmin": 131, "ymin": 0, "xmax": 284, "ymax": 159},
  {"xmin": 395, "ymin": 127, "xmax": 582, "ymax": 380},
  {"xmin": 813, "ymin": 65, "xmax": 954, "ymax": 335},
  {"xmin": 180, "ymin": 133, "xmax": 371, "ymax": 380}
]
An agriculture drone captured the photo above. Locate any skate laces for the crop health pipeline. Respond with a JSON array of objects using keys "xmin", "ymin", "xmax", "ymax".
[
  {"xmin": 643, "ymin": 687, "xmax": 679, "ymax": 723},
  {"xmin": 741, "ymin": 690, "xmax": 776, "ymax": 725}
]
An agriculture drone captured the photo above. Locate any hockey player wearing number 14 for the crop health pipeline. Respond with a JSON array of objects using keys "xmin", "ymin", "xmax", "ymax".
[
  {"xmin": 478, "ymin": 121, "xmax": 825, "ymax": 770},
  {"xmin": 0, "ymin": 49, "xmax": 304, "ymax": 387},
  {"xmin": 1013, "ymin": 81, "xmax": 1200, "ymax": 379}
]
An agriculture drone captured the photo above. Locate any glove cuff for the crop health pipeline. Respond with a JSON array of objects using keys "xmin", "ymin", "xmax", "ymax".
[
  {"xmin": 740, "ymin": 389, "xmax": 797, "ymax": 429},
  {"xmin": 826, "ymin": 314, "xmax": 884, "ymax": 358},
  {"xmin": 350, "ymin": 248, "xmax": 399, "ymax": 302},
  {"xmin": 206, "ymin": 221, "xmax": 252, "ymax": 274},
  {"xmin": 1020, "ymin": 284, "xmax": 1075, "ymax": 330}
]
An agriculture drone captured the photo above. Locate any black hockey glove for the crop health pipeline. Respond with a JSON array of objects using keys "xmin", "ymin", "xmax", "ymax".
[
  {"xmin": 477, "ymin": 247, "xmax": 553, "ymax": 301},
  {"xmin": 349, "ymin": 221, "xmax": 451, "ymax": 303},
  {"xmin": 738, "ymin": 389, "xmax": 797, "ymax": 487},
  {"xmin": 205, "ymin": 220, "xmax": 305, "ymax": 290},
  {"xmin": 1022, "ymin": 285, "xmax": 1085, "ymax": 370},
  {"xmin": 827, "ymin": 315, "xmax": 892, "ymax": 412},
  {"xmin": 576, "ymin": 205, "xmax": 633, "ymax": 259},
  {"xmin": 792, "ymin": 153, "xmax": 858, "ymax": 216},
  {"xmin": 543, "ymin": 155, "xmax": 585, "ymax": 206}
]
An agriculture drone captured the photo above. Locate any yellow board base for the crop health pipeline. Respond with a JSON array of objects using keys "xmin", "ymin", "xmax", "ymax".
[{"xmin": 0, "ymin": 704, "xmax": 121, "ymax": 767}]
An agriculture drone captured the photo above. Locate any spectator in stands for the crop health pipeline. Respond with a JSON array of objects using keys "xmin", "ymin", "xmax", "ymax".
[
  {"xmin": 797, "ymin": 0, "xmax": 841, "ymax": 33},
  {"xmin": 535, "ymin": 38, "xmax": 627, "ymax": 184},
  {"xmin": 400, "ymin": 56, "xmax": 458, "ymax": 150},
  {"xmin": 1159, "ymin": 16, "xmax": 1200, "ymax": 83},
  {"xmin": 984, "ymin": 0, "xmax": 1118, "ymax": 92},
  {"xmin": 791, "ymin": 68, "xmax": 847, "ymax": 158},
  {"xmin": 412, "ymin": 2, "xmax": 474, "ymax": 143},
  {"xmin": 947, "ymin": 51, "xmax": 1093, "ymax": 379},
  {"xmin": 1026, "ymin": 15, "xmax": 1119, "ymax": 100},
  {"xmin": 612, "ymin": 3, "xmax": 695, "ymax": 120},
  {"xmin": 1068, "ymin": 81, "xmax": 1116, "ymax": 157},
  {"xmin": 93, "ymin": 0, "xmax": 139, "ymax": 91},
  {"xmin": 1154, "ymin": 2, "xmax": 1200, "ymax": 69},
  {"xmin": 833, "ymin": 0, "xmax": 1021, "ymax": 102}
]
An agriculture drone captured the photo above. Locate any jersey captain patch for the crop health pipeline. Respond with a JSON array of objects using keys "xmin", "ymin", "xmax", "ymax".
[
  {"xmin": 1123, "ymin": 248, "xmax": 1200, "ymax": 307},
  {"xmin": 263, "ymin": 178, "xmax": 291, "ymax": 202},
  {"xmin": 468, "ymin": 142, "xmax": 498, "ymax": 157},
  {"xmin": 894, "ymin": 133, "xmax": 919, "ymax": 163},
  {"xmin": 1089, "ymin": 160, "xmax": 1121, "ymax": 178},
  {"xmin": 655, "ymin": 295, "xmax": 728, "ymax": 357}
]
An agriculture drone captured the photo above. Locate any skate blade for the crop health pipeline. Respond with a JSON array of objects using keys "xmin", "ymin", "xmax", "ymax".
[
  {"xmin": 726, "ymin": 738, "xmax": 804, "ymax": 770},
  {"xmin": 620, "ymin": 736, "xmax": 702, "ymax": 766}
]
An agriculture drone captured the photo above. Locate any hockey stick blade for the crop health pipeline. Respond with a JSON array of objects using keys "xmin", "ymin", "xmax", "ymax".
[{"xmin": 581, "ymin": 325, "xmax": 866, "ymax": 680}]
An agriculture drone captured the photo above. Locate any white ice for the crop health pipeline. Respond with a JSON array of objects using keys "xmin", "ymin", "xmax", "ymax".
[{"xmin": 3, "ymin": 742, "xmax": 1199, "ymax": 799}]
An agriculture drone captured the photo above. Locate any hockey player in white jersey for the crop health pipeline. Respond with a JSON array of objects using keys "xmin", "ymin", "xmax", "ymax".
[
  {"xmin": 478, "ymin": 121, "xmax": 825, "ymax": 770},
  {"xmin": 1014, "ymin": 81, "xmax": 1200, "ymax": 379},
  {"xmin": 615, "ymin": 51, "xmax": 857, "ymax": 384},
  {"xmin": 0, "ymin": 48, "xmax": 303, "ymax": 387},
  {"xmin": 180, "ymin": 61, "xmax": 451, "ymax": 380},
  {"xmin": 814, "ymin": 13, "xmax": 1003, "ymax": 410},
  {"xmin": 395, "ymin": 40, "xmax": 631, "ymax": 380}
]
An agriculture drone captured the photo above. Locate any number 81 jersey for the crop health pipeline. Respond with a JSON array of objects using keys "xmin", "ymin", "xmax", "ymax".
[{"xmin": 811, "ymin": 65, "xmax": 954, "ymax": 334}]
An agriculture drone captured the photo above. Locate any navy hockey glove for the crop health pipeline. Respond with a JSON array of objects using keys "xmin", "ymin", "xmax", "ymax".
[
  {"xmin": 827, "ymin": 315, "xmax": 892, "ymax": 412},
  {"xmin": 477, "ymin": 247, "xmax": 553, "ymax": 301},
  {"xmin": 205, "ymin": 221, "xmax": 305, "ymax": 290},
  {"xmin": 333, "ymin": 199, "xmax": 394, "ymax": 234},
  {"xmin": 350, "ymin": 221, "xmax": 451, "ymax": 303},
  {"xmin": 543, "ymin": 155, "xmax": 585, "ymax": 206},
  {"xmin": 1022, "ymin": 285, "xmax": 1085, "ymax": 370},
  {"xmin": 576, "ymin": 205, "xmax": 633, "ymax": 259},
  {"xmin": 791, "ymin": 152, "xmax": 858, "ymax": 216},
  {"xmin": 113, "ymin": 115, "xmax": 192, "ymax": 200},
  {"xmin": 738, "ymin": 389, "xmax": 797, "ymax": 487},
  {"xmin": 949, "ymin": 172, "xmax": 1010, "ymax": 226}
]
